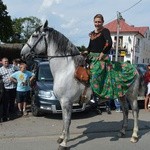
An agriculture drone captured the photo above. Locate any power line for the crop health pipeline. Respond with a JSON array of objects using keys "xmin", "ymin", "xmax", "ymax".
[
  {"xmin": 105, "ymin": 0, "xmax": 142, "ymax": 25},
  {"xmin": 121, "ymin": 0, "xmax": 142, "ymax": 14},
  {"xmin": 114, "ymin": 1, "xmax": 142, "ymax": 62}
]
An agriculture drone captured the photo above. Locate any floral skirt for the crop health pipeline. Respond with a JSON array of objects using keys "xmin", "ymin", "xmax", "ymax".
[{"xmin": 89, "ymin": 52, "xmax": 138, "ymax": 99}]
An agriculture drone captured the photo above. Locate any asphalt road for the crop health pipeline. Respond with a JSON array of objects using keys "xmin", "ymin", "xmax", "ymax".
[{"xmin": 0, "ymin": 109, "xmax": 150, "ymax": 150}]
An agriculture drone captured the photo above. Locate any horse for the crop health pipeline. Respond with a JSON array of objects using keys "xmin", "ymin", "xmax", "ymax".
[{"xmin": 21, "ymin": 20, "xmax": 144, "ymax": 149}]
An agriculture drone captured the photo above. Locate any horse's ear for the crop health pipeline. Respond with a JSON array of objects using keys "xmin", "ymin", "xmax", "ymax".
[{"xmin": 43, "ymin": 20, "xmax": 48, "ymax": 28}]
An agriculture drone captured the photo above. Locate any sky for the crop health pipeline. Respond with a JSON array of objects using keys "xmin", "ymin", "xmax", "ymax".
[{"xmin": 3, "ymin": 0, "xmax": 150, "ymax": 47}]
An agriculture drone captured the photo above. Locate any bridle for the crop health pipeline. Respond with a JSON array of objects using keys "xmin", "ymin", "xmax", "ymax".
[
  {"xmin": 26, "ymin": 31, "xmax": 48, "ymax": 58},
  {"xmin": 25, "ymin": 29, "xmax": 80, "ymax": 60}
]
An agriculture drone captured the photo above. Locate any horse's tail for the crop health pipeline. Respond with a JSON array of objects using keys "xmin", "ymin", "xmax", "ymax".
[{"xmin": 138, "ymin": 69, "xmax": 146, "ymax": 96}]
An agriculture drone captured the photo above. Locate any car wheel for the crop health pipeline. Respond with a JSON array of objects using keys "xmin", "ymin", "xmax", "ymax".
[
  {"xmin": 31, "ymin": 96, "xmax": 42, "ymax": 116},
  {"xmin": 31, "ymin": 103, "xmax": 42, "ymax": 116}
]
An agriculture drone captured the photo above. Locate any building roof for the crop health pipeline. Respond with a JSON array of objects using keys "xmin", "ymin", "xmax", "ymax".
[
  {"xmin": 0, "ymin": 43, "xmax": 23, "ymax": 49},
  {"xmin": 104, "ymin": 19, "xmax": 149, "ymax": 37}
]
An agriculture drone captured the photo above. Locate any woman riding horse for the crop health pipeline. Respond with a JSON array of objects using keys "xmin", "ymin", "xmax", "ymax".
[{"xmin": 85, "ymin": 14, "xmax": 137, "ymax": 101}]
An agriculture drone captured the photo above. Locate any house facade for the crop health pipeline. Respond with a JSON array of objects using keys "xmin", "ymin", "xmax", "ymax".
[{"xmin": 104, "ymin": 19, "xmax": 150, "ymax": 64}]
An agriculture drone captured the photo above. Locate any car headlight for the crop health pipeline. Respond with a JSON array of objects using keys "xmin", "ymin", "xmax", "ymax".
[{"xmin": 38, "ymin": 90, "xmax": 53, "ymax": 98}]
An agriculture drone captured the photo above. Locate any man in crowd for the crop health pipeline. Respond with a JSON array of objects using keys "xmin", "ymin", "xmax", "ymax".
[{"xmin": 0, "ymin": 57, "xmax": 16, "ymax": 121}]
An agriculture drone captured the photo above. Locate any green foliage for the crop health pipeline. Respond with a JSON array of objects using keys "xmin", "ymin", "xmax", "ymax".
[
  {"xmin": 77, "ymin": 45, "xmax": 87, "ymax": 52},
  {"xmin": 12, "ymin": 16, "xmax": 42, "ymax": 43},
  {"xmin": 0, "ymin": 0, "xmax": 13, "ymax": 42}
]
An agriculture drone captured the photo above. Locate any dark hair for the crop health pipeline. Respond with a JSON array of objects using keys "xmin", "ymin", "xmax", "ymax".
[{"xmin": 94, "ymin": 14, "xmax": 104, "ymax": 22}]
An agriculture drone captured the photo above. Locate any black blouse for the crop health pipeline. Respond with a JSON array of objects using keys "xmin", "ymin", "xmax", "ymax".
[{"xmin": 88, "ymin": 28, "xmax": 112, "ymax": 54}]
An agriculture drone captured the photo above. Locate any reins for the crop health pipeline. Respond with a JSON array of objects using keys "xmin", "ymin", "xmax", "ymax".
[
  {"xmin": 47, "ymin": 53, "xmax": 80, "ymax": 60},
  {"xmin": 29, "ymin": 52, "xmax": 81, "ymax": 60},
  {"xmin": 25, "ymin": 29, "xmax": 81, "ymax": 60}
]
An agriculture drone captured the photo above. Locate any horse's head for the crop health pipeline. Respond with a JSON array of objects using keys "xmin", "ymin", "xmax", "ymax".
[
  {"xmin": 21, "ymin": 20, "xmax": 53, "ymax": 61},
  {"xmin": 21, "ymin": 20, "xmax": 83, "ymax": 68}
]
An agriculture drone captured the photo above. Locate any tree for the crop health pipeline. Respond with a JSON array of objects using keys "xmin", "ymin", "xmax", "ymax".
[
  {"xmin": 12, "ymin": 18, "xmax": 23, "ymax": 42},
  {"xmin": 77, "ymin": 45, "xmax": 87, "ymax": 52},
  {"xmin": 12, "ymin": 16, "xmax": 42, "ymax": 42},
  {"xmin": 22, "ymin": 16, "xmax": 42, "ymax": 40},
  {"xmin": 0, "ymin": 0, "xmax": 13, "ymax": 42}
]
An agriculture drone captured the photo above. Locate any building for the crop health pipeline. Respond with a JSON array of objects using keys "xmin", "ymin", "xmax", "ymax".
[{"xmin": 104, "ymin": 18, "xmax": 150, "ymax": 64}]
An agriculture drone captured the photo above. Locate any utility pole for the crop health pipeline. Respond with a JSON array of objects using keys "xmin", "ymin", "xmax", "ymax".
[{"xmin": 115, "ymin": 11, "xmax": 122, "ymax": 61}]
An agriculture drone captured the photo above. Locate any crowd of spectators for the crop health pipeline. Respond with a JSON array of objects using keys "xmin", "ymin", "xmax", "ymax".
[{"xmin": 0, "ymin": 57, "xmax": 35, "ymax": 122}]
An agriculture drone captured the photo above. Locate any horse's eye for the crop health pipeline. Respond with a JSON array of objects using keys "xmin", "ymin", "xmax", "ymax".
[{"xmin": 42, "ymin": 32, "xmax": 46, "ymax": 36}]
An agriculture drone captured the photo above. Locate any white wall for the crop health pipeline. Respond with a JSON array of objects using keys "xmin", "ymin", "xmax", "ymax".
[{"xmin": 110, "ymin": 30, "xmax": 150, "ymax": 64}]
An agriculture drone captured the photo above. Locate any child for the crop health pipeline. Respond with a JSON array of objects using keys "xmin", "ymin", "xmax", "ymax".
[{"xmin": 10, "ymin": 63, "xmax": 35, "ymax": 116}]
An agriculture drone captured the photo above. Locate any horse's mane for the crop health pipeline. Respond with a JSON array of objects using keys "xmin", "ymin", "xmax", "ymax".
[{"xmin": 48, "ymin": 28, "xmax": 85, "ymax": 67}]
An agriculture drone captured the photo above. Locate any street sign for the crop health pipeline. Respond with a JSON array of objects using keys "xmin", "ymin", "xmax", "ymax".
[{"xmin": 120, "ymin": 51, "xmax": 126, "ymax": 56}]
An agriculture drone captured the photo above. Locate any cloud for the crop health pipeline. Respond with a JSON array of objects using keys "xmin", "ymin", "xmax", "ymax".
[
  {"xmin": 51, "ymin": 11, "xmax": 64, "ymax": 18},
  {"xmin": 40, "ymin": 0, "xmax": 62, "ymax": 10},
  {"xmin": 69, "ymin": 28, "xmax": 79, "ymax": 35},
  {"xmin": 61, "ymin": 19, "xmax": 77, "ymax": 29}
]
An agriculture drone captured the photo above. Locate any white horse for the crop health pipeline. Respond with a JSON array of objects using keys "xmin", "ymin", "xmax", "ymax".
[{"xmin": 21, "ymin": 21, "xmax": 143, "ymax": 149}]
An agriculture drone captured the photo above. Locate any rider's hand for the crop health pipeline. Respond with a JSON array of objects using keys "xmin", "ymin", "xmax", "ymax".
[
  {"xmin": 98, "ymin": 52, "xmax": 104, "ymax": 60},
  {"xmin": 81, "ymin": 51, "xmax": 88, "ymax": 56}
]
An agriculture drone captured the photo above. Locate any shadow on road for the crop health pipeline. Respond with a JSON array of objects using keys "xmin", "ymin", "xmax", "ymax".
[
  {"xmin": 44, "ymin": 110, "xmax": 98, "ymax": 120},
  {"xmin": 69, "ymin": 119, "xmax": 150, "ymax": 149}
]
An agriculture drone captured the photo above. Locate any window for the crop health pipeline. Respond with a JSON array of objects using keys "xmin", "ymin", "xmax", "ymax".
[
  {"xmin": 137, "ymin": 38, "xmax": 140, "ymax": 46},
  {"xmin": 142, "ymin": 59, "xmax": 144, "ymax": 63},
  {"xmin": 38, "ymin": 64, "xmax": 53, "ymax": 81},
  {"xmin": 114, "ymin": 36, "xmax": 123, "ymax": 48}
]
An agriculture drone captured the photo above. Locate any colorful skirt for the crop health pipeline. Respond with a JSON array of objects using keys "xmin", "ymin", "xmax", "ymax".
[{"xmin": 89, "ymin": 52, "xmax": 138, "ymax": 99}]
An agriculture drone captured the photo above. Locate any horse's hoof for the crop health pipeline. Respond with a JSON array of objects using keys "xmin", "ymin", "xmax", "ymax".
[
  {"xmin": 57, "ymin": 138, "xmax": 63, "ymax": 144},
  {"xmin": 58, "ymin": 145, "xmax": 69, "ymax": 150},
  {"xmin": 106, "ymin": 108, "xmax": 111, "ymax": 114},
  {"xmin": 107, "ymin": 110, "xmax": 111, "ymax": 114},
  {"xmin": 117, "ymin": 132, "xmax": 125, "ymax": 138},
  {"xmin": 96, "ymin": 109, "xmax": 102, "ymax": 115},
  {"xmin": 130, "ymin": 136, "xmax": 138, "ymax": 143}
]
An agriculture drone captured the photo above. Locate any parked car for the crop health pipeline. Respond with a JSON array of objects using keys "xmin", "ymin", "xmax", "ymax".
[
  {"xmin": 135, "ymin": 63, "xmax": 147, "ymax": 76},
  {"xmin": 30, "ymin": 58, "xmax": 91, "ymax": 116}
]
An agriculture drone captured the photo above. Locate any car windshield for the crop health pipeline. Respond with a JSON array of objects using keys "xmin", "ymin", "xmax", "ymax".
[
  {"xmin": 38, "ymin": 64, "xmax": 53, "ymax": 81},
  {"xmin": 135, "ymin": 64, "xmax": 147, "ymax": 76},
  {"xmin": 137, "ymin": 64, "xmax": 147, "ymax": 70}
]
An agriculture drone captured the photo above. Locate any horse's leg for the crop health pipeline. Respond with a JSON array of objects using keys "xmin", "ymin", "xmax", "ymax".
[
  {"xmin": 57, "ymin": 124, "xmax": 64, "ymax": 144},
  {"xmin": 118, "ymin": 96, "xmax": 129, "ymax": 137},
  {"xmin": 127, "ymin": 97, "xmax": 139, "ymax": 143},
  {"xmin": 58, "ymin": 99, "xmax": 72, "ymax": 149}
]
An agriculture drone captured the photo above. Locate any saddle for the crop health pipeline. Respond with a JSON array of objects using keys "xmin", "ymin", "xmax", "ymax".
[
  {"xmin": 74, "ymin": 55, "xmax": 91, "ymax": 105},
  {"xmin": 74, "ymin": 66, "xmax": 90, "ymax": 105},
  {"xmin": 74, "ymin": 66, "xmax": 90, "ymax": 82}
]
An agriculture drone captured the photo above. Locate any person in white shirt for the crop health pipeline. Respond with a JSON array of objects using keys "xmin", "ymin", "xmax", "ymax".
[{"xmin": 0, "ymin": 57, "xmax": 16, "ymax": 121}]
